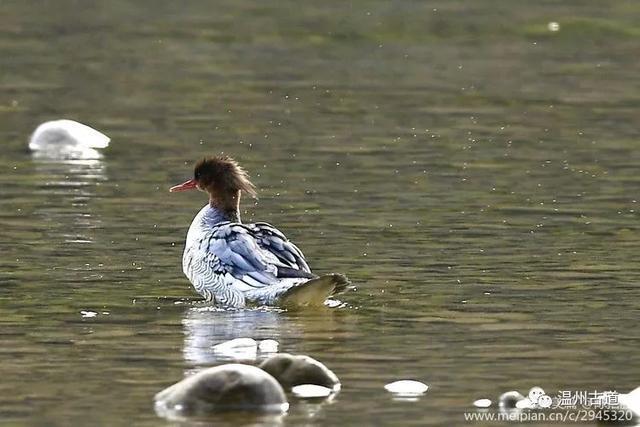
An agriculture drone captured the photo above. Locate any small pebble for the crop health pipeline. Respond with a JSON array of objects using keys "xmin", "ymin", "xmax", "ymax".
[
  {"xmin": 384, "ymin": 380, "xmax": 428, "ymax": 395},
  {"xmin": 473, "ymin": 398, "xmax": 492, "ymax": 408},
  {"xmin": 292, "ymin": 384, "xmax": 333, "ymax": 399}
]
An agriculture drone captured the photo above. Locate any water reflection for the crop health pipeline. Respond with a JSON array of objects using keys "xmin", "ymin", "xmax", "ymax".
[
  {"xmin": 155, "ymin": 411, "xmax": 286, "ymax": 427},
  {"xmin": 2, "ymin": 0, "xmax": 639, "ymax": 424},
  {"xmin": 288, "ymin": 397, "xmax": 336, "ymax": 420},
  {"xmin": 31, "ymin": 156, "xmax": 107, "ymax": 244},
  {"xmin": 182, "ymin": 306, "xmax": 289, "ymax": 366},
  {"xmin": 181, "ymin": 305, "xmax": 347, "ymax": 367},
  {"xmin": 181, "ymin": 305, "xmax": 342, "ymax": 424},
  {"xmin": 31, "ymin": 147, "xmax": 105, "ymax": 161}
]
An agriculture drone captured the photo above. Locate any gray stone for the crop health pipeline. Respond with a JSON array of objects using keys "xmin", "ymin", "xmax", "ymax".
[
  {"xmin": 154, "ymin": 364, "xmax": 288, "ymax": 419},
  {"xmin": 499, "ymin": 391, "xmax": 526, "ymax": 409},
  {"xmin": 259, "ymin": 353, "xmax": 340, "ymax": 391}
]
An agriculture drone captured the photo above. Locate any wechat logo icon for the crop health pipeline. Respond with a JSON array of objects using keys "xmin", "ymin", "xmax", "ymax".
[{"xmin": 529, "ymin": 387, "xmax": 552, "ymax": 408}]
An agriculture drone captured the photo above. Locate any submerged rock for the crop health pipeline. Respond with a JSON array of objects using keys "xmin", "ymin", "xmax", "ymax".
[
  {"xmin": 498, "ymin": 387, "xmax": 551, "ymax": 410},
  {"xmin": 499, "ymin": 391, "xmax": 526, "ymax": 409},
  {"xmin": 154, "ymin": 364, "xmax": 288, "ymax": 419},
  {"xmin": 259, "ymin": 353, "xmax": 340, "ymax": 392}
]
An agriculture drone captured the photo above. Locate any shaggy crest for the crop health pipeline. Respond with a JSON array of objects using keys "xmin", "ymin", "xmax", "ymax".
[{"xmin": 194, "ymin": 156, "xmax": 257, "ymax": 197}]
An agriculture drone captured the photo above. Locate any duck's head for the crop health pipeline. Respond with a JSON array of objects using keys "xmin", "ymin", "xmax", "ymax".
[
  {"xmin": 171, "ymin": 156, "xmax": 256, "ymax": 195},
  {"xmin": 170, "ymin": 156, "xmax": 256, "ymax": 216}
]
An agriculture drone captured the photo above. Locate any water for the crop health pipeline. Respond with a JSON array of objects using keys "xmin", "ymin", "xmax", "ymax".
[{"xmin": 1, "ymin": 1, "xmax": 639, "ymax": 425}]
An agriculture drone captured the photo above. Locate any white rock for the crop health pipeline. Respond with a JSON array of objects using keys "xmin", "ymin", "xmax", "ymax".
[
  {"xmin": 384, "ymin": 380, "xmax": 429, "ymax": 395},
  {"xmin": 29, "ymin": 120, "xmax": 109, "ymax": 159},
  {"xmin": 515, "ymin": 398, "xmax": 535, "ymax": 409},
  {"xmin": 258, "ymin": 339, "xmax": 279, "ymax": 353},
  {"xmin": 618, "ymin": 387, "xmax": 640, "ymax": 419},
  {"xmin": 30, "ymin": 120, "xmax": 109, "ymax": 149},
  {"xmin": 474, "ymin": 398, "xmax": 492, "ymax": 408},
  {"xmin": 292, "ymin": 384, "xmax": 333, "ymax": 399}
]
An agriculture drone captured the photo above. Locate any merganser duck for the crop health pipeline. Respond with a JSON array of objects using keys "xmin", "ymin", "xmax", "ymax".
[{"xmin": 170, "ymin": 156, "xmax": 350, "ymax": 308}]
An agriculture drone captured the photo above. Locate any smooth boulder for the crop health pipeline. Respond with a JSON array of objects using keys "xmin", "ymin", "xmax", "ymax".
[{"xmin": 259, "ymin": 353, "xmax": 340, "ymax": 391}]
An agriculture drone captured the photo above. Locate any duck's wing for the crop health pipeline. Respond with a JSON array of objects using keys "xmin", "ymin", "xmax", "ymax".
[
  {"xmin": 248, "ymin": 222, "xmax": 313, "ymax": 276},
  {"xmin": 204, "ymin": 223, "xmax": 313, "ymax": 292}
]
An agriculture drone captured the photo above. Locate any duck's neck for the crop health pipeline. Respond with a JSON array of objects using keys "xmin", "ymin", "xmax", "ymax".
[{"xmin": 210, "ymin": 190, "xmax": 241, "ymax": 223}]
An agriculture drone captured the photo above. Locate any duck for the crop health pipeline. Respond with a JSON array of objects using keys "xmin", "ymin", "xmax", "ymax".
[{"xmin": 170, "ymin": 156, "xmax": 350, "ymax": 308}]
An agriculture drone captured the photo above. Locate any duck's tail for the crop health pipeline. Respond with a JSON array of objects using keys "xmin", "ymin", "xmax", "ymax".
[{"xmin": 280, "ymin": 273, "xmax": 351, "ymax": 307}]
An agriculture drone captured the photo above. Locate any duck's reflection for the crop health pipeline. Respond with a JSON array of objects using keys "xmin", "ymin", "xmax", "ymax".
[
  {"xmin": 181, "ymin": 305, "xmax": 346, "ymax": 367},
  {"xmin": 180, "ymin": 305, "xmax": 347, "ymax": 422},
  {"xmin": 182, "ymin": 306, "xmax": 290, "ymax": 366}
]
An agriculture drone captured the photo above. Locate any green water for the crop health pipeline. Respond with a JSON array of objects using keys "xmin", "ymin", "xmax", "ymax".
[{"xmin": 1, "ymin": 1, "xmax": 639, "ymax": 425}]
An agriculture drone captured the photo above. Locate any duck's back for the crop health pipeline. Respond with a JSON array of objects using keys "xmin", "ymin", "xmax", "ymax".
[{"xmin": 182, "ymin": 205, "xmax": 314, "ymax": 307}]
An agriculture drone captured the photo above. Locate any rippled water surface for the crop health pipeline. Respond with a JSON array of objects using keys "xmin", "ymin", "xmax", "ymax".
[{"xmin": 1, "ymin": 1, "xmax": 639, "ymax": 426}]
